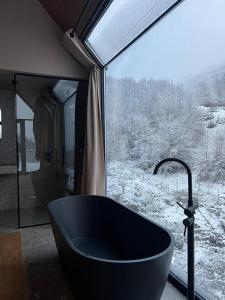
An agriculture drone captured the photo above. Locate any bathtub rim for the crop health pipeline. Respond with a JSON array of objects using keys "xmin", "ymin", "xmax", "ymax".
[{"xmin": 48, "ymin": 195, "xmax": 175, "ymax": 264}]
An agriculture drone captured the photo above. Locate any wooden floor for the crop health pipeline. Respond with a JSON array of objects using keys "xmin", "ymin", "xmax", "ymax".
[{"xmin": 0, "ymin": 232, "xmax": 27, "ymax": 300}]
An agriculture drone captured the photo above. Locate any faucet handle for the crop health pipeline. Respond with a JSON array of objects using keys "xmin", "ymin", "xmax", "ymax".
[
  {"xmin": 177, "ymin": 201, "xmax": 185, "ymax": 210},
  {"xmin": 177, "ymin": 201, "xmax": 198, "ymax": 217},
  {"xmin": 184, "ymin": 205, "xmax": 198, "ymax": 217},
  {"xmin": 184, "ymin": 224, "xmax": 187, "ymax": 236},
  {"xmin": 183, "ymin": 217, "xmax": 195, "ymax": 236}
]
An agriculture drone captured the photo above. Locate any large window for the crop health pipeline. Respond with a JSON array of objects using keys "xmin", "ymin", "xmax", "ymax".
[
  {"xmin": 85, "ymin": 0, "xmax": 179, "ymax": 64},
  {"xmin": 105, "ymin": 0, "xmax": 225, "ymax": 299}
]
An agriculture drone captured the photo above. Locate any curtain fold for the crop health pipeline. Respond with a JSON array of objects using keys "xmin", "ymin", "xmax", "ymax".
[{"xmin": 62, "ymin": 30, "xmax": 105, "ymax": 195}]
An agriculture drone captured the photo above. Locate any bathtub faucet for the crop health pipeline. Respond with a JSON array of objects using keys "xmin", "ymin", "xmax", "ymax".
[{"xmin": 153, "ymin": 158, "xmax": 198, "ymax": 300}]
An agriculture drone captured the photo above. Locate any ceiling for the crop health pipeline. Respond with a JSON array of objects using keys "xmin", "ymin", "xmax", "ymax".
[{"xmin": 38, "ymin": 0, "xmax": 105, "ymax": 38}]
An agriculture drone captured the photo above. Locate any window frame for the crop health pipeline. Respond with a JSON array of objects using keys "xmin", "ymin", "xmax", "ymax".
[{"xmin": 85, "ymin": 0, "xmax": 185, "ymax": 67}]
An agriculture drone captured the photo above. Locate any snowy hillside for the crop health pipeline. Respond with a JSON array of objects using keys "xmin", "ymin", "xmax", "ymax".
[
  {"xmin": 183, "ymin": 64, "xmax": 225, "ymax": 87},
  {"xmin": 106, "ymin": 74, "xmax": 225, "ymax": 299}
]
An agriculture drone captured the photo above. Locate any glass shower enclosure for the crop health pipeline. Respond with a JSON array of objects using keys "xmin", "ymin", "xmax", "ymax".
[{"xmin": 16, "ymin": 74, "xmax": 83, "ymax": 227}]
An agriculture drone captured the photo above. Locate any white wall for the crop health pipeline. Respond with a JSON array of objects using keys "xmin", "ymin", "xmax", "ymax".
[{"xmin": 0, "ymin": 0, "xmax": 88, "ymax": 79}]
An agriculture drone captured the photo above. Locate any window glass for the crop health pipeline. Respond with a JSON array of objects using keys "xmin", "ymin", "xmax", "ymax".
[
  {"xmin": 16, "ymin": 95, "xmax": 34, "ymax": 119},
  {"xmin": 86, "ymin": 0, "xmax": 179, "ymax": 64},
  {"xmin": 105, "ymin": 0, "xmax": 225, "ymax": 299},
  {"xmin": 53, "ymin": 80, "xmax": 78, "ymax": 103}
]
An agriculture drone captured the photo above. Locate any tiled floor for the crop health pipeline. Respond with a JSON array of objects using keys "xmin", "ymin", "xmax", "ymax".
[
  {"xmin": 162, "ymin": 282, "xmax": 186, "ymax": 299},
  {"xmin": 21, "ymin": 225, "xmax": 73, "ymax": 300}
]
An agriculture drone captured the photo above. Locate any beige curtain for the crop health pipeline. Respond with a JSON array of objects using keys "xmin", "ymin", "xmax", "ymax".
[{"xmin": 62, "ymin": 30, "xmax": 105, "ymax": 195}]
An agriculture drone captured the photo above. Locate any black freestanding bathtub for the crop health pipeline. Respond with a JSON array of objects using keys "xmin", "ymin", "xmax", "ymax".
[{"xmin": 48, "ymin": 195, "xmax": 175, "ymax": 300}]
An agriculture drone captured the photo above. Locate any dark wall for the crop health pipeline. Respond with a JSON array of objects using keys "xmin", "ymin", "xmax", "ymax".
[
  {"xmin": 0, "ymin": 89, "xmax": 17, "ymax": 211},
  {"xmin": 0, "ymin": 90, "xmax": 16, "ymax": 165}
]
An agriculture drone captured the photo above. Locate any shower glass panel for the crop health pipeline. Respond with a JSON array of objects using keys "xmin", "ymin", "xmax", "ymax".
[
  {"xmin": 16, "ymin": 74, "xmax": 80, "ymax": 227},
  {"xmin": 25, "ymin": 120, "xmax": 40, "ymax": 172},
  {"xmin": 17, "ymin": 122, "xmax": 40, "ymax": 170},
  {"xmin": 64, "ymin": 94, "xmax": 76, "ymax": 194}
]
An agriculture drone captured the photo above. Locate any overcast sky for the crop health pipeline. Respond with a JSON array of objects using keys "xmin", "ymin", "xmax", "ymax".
[{"xmin": 107, "ymin": 0, "xmax": 225, "ymax": 83}]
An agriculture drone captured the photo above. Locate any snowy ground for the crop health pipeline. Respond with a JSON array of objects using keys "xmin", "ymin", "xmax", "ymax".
[{"xmin": 107, "ymin": 160, "xmax": 225, "ymax": 300}]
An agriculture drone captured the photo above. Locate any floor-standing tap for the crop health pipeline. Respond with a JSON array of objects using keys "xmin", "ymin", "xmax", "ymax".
[{"xmin": 153, "ymin": 158, "xmax": 198, "ymax": 300}]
